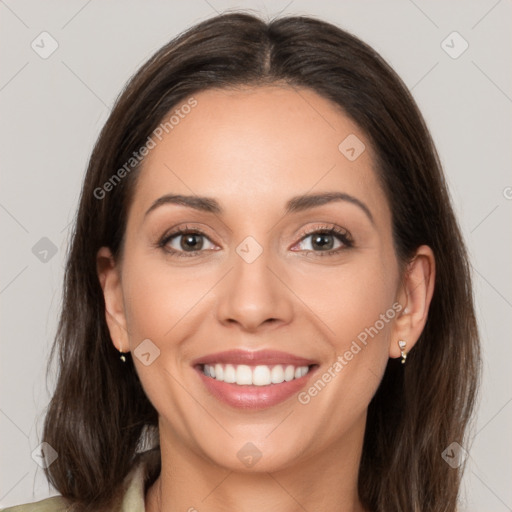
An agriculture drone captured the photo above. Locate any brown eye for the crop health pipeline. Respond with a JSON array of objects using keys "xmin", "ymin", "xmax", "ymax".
[
  {"xmin": 293, "ymin": 227, "xmax": 353, "ymax": 255},
  {"xmin": 178, "ymin": 233, "xmax": 205, "ymax": 251},
  {"xmin": 309, "ymin": 232, "xmax": 337, "ymax": 250},
  {"xmin": 160, "ymin": 229, "xmax": 216, "ymax": 257}
]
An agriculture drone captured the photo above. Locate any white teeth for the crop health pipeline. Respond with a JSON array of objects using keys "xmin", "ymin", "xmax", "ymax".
[
  {"xmin": 224, "ymin": 364, "xmax": 236, "ymax": 383},
  {"xmin": 284, "ymin": 365, "xmax": 295, "ymax": 382},
  {"xmin": 271, "ymin": 365, "xmax": 285, "ymax": 384},
  {"xmin": 253, "ymin": 365, "xmax": 271, "ymax": 386},
  {"xmin": 215, "ymin": 364, "xmax": 223, "ymax": 381},
  {"xmin": 236, "ymin": 365, "xmax": 253, "ymax": 385},
  {"xmin": 202, "ymin": 363, "xmax": 310, "ymax": 386}
]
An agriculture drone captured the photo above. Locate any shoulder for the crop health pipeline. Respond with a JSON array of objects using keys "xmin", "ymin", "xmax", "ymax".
[
  {"xmin": 1, "ymin": 496, "xmax": 70, "ymax": 512},
  {"xmin": 1, "ymin": 449, "xmax": 160, "ymax": 512},
  {"xmin": 0, "ymin": 447, "xmax": 160, "ymax": 512}
]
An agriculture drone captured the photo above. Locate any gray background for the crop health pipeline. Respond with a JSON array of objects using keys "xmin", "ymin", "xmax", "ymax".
[{"xmin": 1, "ymin": 0, "xmax": 511, "ymax": 510}]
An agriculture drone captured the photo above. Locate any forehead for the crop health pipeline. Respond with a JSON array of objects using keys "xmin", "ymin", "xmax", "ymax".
[{"xmin": 129, "ymin": 85, "xmax": 389, "ymax": 223}]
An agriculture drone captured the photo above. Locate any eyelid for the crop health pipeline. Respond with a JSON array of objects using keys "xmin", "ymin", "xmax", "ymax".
[
  {"xmin": 295, "ymin": 223, "xmax": 352, "ymax": 243},
  {"xmin": 290, "ymin": 223, "xmax": 353, "ymax": 252}
]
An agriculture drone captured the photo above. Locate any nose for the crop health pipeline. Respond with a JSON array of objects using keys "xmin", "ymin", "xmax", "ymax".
[{"xmin": 214, "ymin": 244, "xmax": 294, "ymax": 333}]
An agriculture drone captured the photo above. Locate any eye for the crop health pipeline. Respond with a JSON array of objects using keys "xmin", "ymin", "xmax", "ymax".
[
  {"xmin": 157, "ymin": 223, "xmax": 353, "ymax": 259},
  {"xmin": 292, "ymin": 225, "xmax": 353, "ymax": 256},
  {"xmin": 158, "ymin": 226, "xmax": 216, "ymax": 257}
]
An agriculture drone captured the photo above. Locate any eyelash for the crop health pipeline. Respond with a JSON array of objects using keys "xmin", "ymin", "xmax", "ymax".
[
  {"xmin": 157, "ymin": 224, "xmax": 354, "ymax": 258},
  {"xmin": 297, "ymin": 225, "xmax": 354, "ymax": 256}
]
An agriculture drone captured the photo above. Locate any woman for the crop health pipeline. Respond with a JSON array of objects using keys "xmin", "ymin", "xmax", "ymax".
[{"xmin": 3, "ymin": 11, "xmax": 480, "ymax": 512}]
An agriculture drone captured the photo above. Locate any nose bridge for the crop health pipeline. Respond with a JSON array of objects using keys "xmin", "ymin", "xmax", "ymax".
[{"xmin": 214, "ymin": 234, "xmax": 293, "ymax": 330}]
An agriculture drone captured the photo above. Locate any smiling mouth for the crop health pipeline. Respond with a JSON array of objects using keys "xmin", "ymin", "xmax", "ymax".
[
  {"xmin": 199, "ymin": 363, "xmax": 316, "ymax": 386},
  {"xmin": 192, "ymin": 349, "xmax": 320, "ymax": 409}
]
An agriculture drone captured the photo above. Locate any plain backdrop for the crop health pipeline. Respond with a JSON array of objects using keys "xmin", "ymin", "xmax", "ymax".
[{"xmin": 1, "ymin": 1, "xmax": 511, "ymax": 510}]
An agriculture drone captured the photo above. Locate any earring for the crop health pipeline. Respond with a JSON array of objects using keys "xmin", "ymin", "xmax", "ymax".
[
  {"xmin": 119, "ymin": 344, "xmax": 127, "ymax": 363},
  {"xmin": 398, "ymin": 340, "xmax": 407, "ymax": 364}
]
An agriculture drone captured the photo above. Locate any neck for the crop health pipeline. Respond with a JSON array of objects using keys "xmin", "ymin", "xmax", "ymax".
[{"xmin": 145, "ymin": 415, "xmax": 367, "ymax": 512}]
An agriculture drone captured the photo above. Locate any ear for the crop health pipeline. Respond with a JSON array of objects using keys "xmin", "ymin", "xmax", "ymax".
[
  {"xmin": 390, "ymin": 245, "xmax": 436, "ymax": 359},
  {"xmin": 96, "ymin": 247, "xmax": 130, "ymax": 355}
]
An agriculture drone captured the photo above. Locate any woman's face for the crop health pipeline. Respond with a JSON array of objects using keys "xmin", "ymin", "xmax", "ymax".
[{"xmin": 102, "ymin": 85, "xmax": 408, "ymax": 472}]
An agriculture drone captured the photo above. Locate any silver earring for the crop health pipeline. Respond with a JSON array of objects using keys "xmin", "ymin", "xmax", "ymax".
[{"xmin": 398, "ymin": 340, "xmax": 407, "ymax": 364}]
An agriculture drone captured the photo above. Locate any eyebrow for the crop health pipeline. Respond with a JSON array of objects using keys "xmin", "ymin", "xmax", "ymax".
[{"xmin": 144, "ymin": 192, "xmax": 374, "ymax": 224}]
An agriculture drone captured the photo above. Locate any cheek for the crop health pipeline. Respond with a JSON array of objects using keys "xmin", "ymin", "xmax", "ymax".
[
  {"xmin": 118, "ymin": 252, "xmax": 213, "ymax": 427},
  {"xmin": 293, "ymin": 255, "xmax": 398, "ymax": 350},
  {"xmin": 338, "ymin": 269, "xmax": 396, "ymax": 347},
  {"xmin": 293, "ymin": 250, "xmax": 399, "ymax": 410},
  {"xmin": 281, "ymin": 254, "xmax": 399, "ymax": 454},
  {"xmin": 121, "ymin": 253, "xmax": 215, "ymax": 343}
]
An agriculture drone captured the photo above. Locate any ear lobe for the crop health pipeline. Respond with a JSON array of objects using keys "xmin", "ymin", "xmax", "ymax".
[
  {"xmin": 97, "ymin": 247, "xmax": 130, "ymax": 353},
  {"xmin": 389, "ymin": 245, "xmax": 436, "ymax": 359}
]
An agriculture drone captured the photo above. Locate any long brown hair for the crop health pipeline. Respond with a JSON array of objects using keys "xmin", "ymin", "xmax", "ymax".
[{"xmin": 42, "ymin": 12, "xmax": 480, "ymax": 511}]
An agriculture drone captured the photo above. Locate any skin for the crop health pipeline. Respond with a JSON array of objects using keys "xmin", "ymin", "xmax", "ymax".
[{"xmin": 97, "ymin": 85, "xmax": 435, "ymax": 512}]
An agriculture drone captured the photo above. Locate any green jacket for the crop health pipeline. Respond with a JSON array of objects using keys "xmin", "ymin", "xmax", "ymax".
[{"xmin": 1, "ymin": 450, "xmax": 159, "ymax": 512}]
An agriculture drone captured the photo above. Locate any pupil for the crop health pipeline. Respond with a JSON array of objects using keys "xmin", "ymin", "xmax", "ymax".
[
  {"xmin": 182, "ymin": 234, "xmax": 202, "ymax": 251},
  {"xmin": 313, "ymin": 234, "xmax": 333, "ymax": 250}
]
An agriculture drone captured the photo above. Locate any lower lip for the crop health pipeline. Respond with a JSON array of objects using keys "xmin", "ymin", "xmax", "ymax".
[{"xmin": 195, "ymin": 366, "xmax": 318, "ymax": 410}]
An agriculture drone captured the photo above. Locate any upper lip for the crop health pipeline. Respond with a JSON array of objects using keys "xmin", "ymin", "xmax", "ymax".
[{"xmin": 191, "ymin": 349, "xmax": 318, "ymax": 367}]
